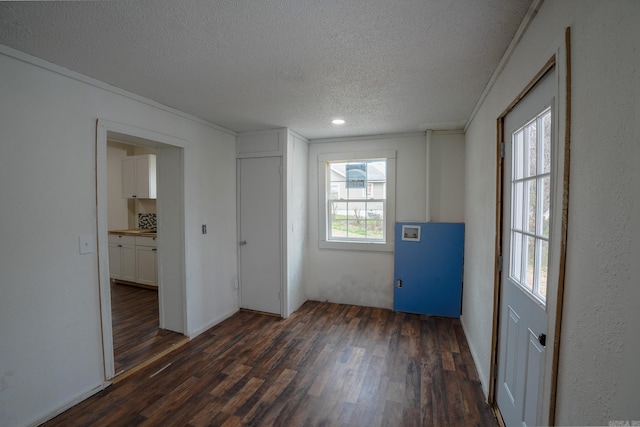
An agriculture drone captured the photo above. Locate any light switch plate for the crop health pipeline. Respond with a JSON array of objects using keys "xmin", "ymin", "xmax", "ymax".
[{"xmin": 79, "ymin": 234, "xmax": 95, "ymax": 254}]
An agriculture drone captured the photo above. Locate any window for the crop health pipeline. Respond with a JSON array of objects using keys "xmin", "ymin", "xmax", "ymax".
[
  {"xmin": 318, "ymin": 150, "xmax": 396, "ymax": 251},
  {"xmin": 509, "ymin": 107, "xmax": 552, "ymax": 304}
]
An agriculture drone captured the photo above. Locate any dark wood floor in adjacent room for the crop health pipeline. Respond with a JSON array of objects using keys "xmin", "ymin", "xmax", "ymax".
[
  {"xmin": 45, "ymin": 300, "xmax": 497, "ymax": 427},
  {"xmin": 111, "ymin": 282, "xmax": 186, "ymax": 375}
]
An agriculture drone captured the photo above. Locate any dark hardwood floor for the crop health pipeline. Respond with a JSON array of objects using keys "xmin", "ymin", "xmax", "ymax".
[
  {"xmin": 111, "ymin": 282, "xmax": 186, "ymax": 375},
  {"xmin": 45, "ymin": 301, "xmax": 497, "ymax": 427}
]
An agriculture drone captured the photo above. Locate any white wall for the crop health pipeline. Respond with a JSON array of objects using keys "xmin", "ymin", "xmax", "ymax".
[
  {"xmin": 306, "ymin": 134, "xmax": 426, "ymax": 309},
  {"xmin": 0, "ymin": 48, "xmax": 238, "ymax": 427},
  {"xmin": 429, "ymin": 131, "xmax": 465, "ymax": 222},
  {"xmin": 286, "ymin": 131, "xmax": 309, "ymax": 316},
  {"xmin": 306, "ymin": 132, "xmax": 466, "ymax": 309},
  {"xmin": 462, "ymin": 1, "xmax": 640, "ymax": 424},
  {"xmin": 306, "ymin": 132, "xmax": 465, "ymax": 309}
]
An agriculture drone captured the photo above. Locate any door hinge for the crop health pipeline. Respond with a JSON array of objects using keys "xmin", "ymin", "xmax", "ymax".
[
  {"xmin": 498, "ymin": 255, "xmax": 503, "ymax": 272},
  {"xmin": 493, "ymin": 363, "xmax": 499, "ymax": 379},
  {"xmin": 500, "ymin": 141, "xmax": 505, "ymax": 158}
]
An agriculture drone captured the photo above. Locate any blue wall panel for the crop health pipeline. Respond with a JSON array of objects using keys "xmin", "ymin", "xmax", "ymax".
[{"xmin": 393, "ymin": 222, "xmax": 464, "ymax": 317}]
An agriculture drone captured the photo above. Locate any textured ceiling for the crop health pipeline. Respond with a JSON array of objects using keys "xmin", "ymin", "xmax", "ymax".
[{"xmin": 0, "ymin": 0, "xmax": 532, "ymax": 139}]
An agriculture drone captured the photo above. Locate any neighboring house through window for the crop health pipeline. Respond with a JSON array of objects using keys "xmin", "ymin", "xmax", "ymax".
[{"xmin": 318, "ymin": 150, "xmax": 396, "ymax": 251}]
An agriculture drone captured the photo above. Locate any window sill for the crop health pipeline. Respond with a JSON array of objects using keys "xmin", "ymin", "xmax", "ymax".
[{"xmin": 319, "ymin": 239, "xmax": 393, "ymax": 252}]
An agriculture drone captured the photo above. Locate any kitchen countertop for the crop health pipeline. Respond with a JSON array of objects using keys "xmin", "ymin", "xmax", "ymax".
[{"xmin": 109, "ymin": 229, "xmax": 157, "ymax": 237}]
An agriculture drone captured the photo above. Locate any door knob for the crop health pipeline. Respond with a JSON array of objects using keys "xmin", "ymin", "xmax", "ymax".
[
  {"xmin": 538, "ymin": 333, "xmax": 546, "ymax": 347},
  {"xmin": 239, "ymin": 240, "xmax": 247, "ymax": 246}
]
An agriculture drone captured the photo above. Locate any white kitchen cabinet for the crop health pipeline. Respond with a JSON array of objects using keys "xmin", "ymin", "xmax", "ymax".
[
  {"xmin": 135, "ymin": 236, "xmax": 157, "ymax": 287},
  {"xmin": 108, "ymin": 234, "xmax": 136, "ymax": 282},
  {"xmin": 122, "ymin": 154, "xmax": 156, "ymax": 199}
]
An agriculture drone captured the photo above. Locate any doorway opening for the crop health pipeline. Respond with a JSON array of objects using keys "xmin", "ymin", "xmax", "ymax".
[
  {"xmin": 96, "ymin": 120, "xmax": 188, "ymax": 380},
  {"xmin": 105, "ymin": 140, "xmax": 185, "ymax": 376}
]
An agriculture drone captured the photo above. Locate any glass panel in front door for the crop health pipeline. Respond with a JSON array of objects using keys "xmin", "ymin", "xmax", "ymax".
[{"xmin": 509, "ymin": 107, "xmax": 552, "ymax": 305}]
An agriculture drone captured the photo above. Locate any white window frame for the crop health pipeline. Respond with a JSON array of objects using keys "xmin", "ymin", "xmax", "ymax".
[{"xmin": 318, "ymin": 150, "xmax": 396, "ymax": 252}]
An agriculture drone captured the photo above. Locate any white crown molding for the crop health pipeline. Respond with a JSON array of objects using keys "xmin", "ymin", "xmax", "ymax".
[
  {"xmin": 464, "ymin": 0, "xmax": 545, "ymax": 132},
  {"xmin": 309, "ymin": 131, "xmax": 425, "ymax": 144}
]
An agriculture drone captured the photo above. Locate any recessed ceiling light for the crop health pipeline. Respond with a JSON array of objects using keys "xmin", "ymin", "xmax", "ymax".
[{"xmin": 331, "ymin": 119, "xmax": 346, "ymax": 125}]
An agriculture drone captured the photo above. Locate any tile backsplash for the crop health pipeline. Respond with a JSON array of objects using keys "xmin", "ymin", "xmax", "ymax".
[{"xmin": 138, "ymin": 213, "xmax": 157, "ymax": 229}]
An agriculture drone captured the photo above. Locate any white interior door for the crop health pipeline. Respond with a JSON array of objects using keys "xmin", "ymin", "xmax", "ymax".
[
  {"xmin": 238, "ymin": 156, "xmax": 282, "ymax": 315},
  {"xmin": 497, "ymin": 67, "xmax": 556, "ymax": 427}
]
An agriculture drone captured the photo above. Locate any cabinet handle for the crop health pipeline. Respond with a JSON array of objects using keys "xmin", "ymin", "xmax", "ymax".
[
  {"xmin": 118, "ymin": 244, "xmax": 122, "ymax": 248},
  {"xmin": 152, "ymin": 248, "xmax": 157, "ymax": 252}
]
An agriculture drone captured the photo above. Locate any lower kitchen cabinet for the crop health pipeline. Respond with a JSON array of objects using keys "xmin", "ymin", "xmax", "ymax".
[
  {"xmin": 108, "ymin": 235, "xmax": 136, "ymax": 282},
  {"xmin": 135, "ymin": 236, "xmax": 157, "ymax": 286},
  {"xmin": 108, "ymin": 234, "xmax": 157, "ymax": 286}
]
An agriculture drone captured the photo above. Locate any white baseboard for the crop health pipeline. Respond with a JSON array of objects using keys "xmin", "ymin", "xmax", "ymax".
[
  {"xmin": 27, "ymin": 381, "xmax": 111, "ymax": 427},
  {"xmin": 188, "ymin": 308, "xmax": 239, "ymax": 339},
  {"xmin": 460, "ymin": 315, "xmax": 490, "ymax": 399}
]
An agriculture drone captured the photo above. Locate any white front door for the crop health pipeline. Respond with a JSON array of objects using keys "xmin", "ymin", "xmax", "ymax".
[
  {"xmin": 497, "ymin": 67, "xmax": 556, "ymax": 426},
  {"xmin": 238, "ymin": 156, "xmax": 282, "ymax": 315}
]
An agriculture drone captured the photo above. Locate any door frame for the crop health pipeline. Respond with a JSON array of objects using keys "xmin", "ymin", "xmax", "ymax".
[
  {"xmin": 488, "ymin": 28, "xmax": 572, "ymax": 426},
  {"xmin": 96, "ymin": 119, "xmax": 188, "ymax": 380}
]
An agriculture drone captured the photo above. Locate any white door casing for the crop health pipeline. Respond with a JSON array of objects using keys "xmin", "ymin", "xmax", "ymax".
[
  {"xmin": 238, "ymin": 156, "xmax": 283, "ymax": 315},
  {"xmin": 496, "ymin": 66, "xmax": 557, "ymax": 427},
  {"xmin": 96, "ymin": 119, "xmax": 187, "ymax": 380}
]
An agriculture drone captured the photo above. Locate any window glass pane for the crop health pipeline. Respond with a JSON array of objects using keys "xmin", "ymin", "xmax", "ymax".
[
  {"xmin": 347, "ymin": 187, "xmax": 366, "ymax": 199},
  {"xmin": 329, "ymin": 201, "xmax": 348, "ymax": 238},
  {"xmin": 527, "ymin": 179, "xmax": 537, "ymax": 234},
  {"xmin": 331, "ymin": 219, "xmax": 347, "ymax": 238},
  {"xmin": 346, "ymin": 201, "xmax": 366, "ymax": 221},
  {"xmin": 508, "ymin": 107, "xmax": 552, "ymax": 304},
  {"xmin": 329, "ymin": 183, "xmax": 341, "ymax": 200},
  {"xmin": 368, "ymin": 182, "xmax": 384, "ymax": 200},
  {"xmin": 542, "ymin": 110, "xmax": 551, "ymax": 174},
  {"xmin": 524, "ymin": 235, "xmax": 535, "ymax": 292},
  {"xmin": 542, "ymin": 176, "xmax": 550, "ymax": 238},
  {"xmin": 347, "ymin": 219, "xmax": 367, "ymax": 239},
  {"xmin": 367, "ymin": 201, "xmax": 384, "ymax": 220},
  {"xmin": 326, "ymin": 158, "xmax": 388, "ymax": 243},
  {"xmin": 536, "ymin": 240, "xmax": 548, "ymax": 302},
  {"xmin": 346, "ymin": 162, "xmax": 367, "ymax": 189},
  {"xmin": 366, "ymin": 220, "xmax": 384, "ymax": 239},
  {"xmin": 526, "ymin": 122, "xmax": 537, "ymax": 178},
  {"xmin": 512, "ymin": 182, "xmax": 524, "ymax": 231},
  {"xmin": 510, "ymin": 231, "xmax": 523, "ymax": 283},
  {"xmin": 329, "ymin": 162, "xmax": 347, "ymax": 183},
  {"xmin": 513, "ymin": 130, "xmax": 524, "ymax": 180}
]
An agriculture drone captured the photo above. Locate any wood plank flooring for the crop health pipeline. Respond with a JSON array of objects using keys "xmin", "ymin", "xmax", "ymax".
[
  {"xmin": 45, "ymin": 301, "xmax": 497, "ymax": 427},
  {"xmin": 111, "ymin": 282, "xmax": 186, "ymax": 375}
]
